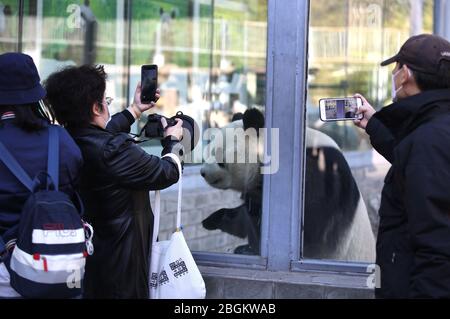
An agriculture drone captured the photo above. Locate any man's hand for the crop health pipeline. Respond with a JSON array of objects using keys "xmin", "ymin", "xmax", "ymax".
[
  {"xmin": 127, "ymin": 82, "xmax": 161, "ymax": 120},
  {"xmin": 353, "ymin": 93, "xmax": 376, "ymax": 130},
  {"xmin": 162, "ymin": 118, "xmax": 183, "ymax": 141}
]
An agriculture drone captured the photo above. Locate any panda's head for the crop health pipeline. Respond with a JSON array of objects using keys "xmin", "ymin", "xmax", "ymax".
[
  {"xmin": 200, "ymin": 108, "xmax": 342, "ymax": 194},
  {"xmin": 200, "ymin": 109, "xmax": 265, "ymax": 194}
]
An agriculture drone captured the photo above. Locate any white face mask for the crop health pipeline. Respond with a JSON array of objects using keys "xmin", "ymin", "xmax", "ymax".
[
  {"xmin": 391, "ymin": 69, "xmax": 402, "ymax": 103},
  {"xmin": 104, "ymin": 109, "xmax": 112, "ymax": 127},
  {"xmin": 391, "ymin": 68, "xmax": 411, "ymax": 102},
  {"xmin": 98, "ymin": 104, "xmax": 111, "ymax": 128}
]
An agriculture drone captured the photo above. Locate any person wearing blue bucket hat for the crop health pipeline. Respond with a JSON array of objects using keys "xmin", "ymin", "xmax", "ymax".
[
  {"xmin": 0, "ymin": 52, "xmax": 47, "ymax": 105},
  {"xmin": 0, "ymin": 52, "xmax": 83, "ymax": 298}
]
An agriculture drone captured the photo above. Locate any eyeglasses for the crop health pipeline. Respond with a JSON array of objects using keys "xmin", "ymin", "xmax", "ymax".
[{"xmin": 105, "ymin": 97, "xmax": 113, "ymax": 107}]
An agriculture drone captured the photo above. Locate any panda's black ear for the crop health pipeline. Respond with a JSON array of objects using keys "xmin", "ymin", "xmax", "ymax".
[
  {"xmin": 243, "ymin": 108, "xmax": 265, "ymax": 131},
  {"xmin": 231, "ymin": 112, "xmax": 244, "ymax": 122}
]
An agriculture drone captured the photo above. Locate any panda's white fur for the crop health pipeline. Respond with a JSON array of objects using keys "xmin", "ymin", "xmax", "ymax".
[
  {"xmin": 201, "ymin": 117, "xmax": 375, "ymax": 262},
  {"xmin": 201, "ymin": 119, "xmax": 262, "ymax": 194}
]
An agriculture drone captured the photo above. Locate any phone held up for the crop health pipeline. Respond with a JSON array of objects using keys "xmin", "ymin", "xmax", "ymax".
[
  {"xmin": 319, "ymin": 97, "xmax": 363, "ymax": 122},
  {"xmin": 141, "ymin": 64, "xmax": 158, "ymax": 104}
]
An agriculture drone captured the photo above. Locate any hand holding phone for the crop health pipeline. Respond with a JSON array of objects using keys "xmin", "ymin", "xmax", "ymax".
[
  {"xmin": 352, "ymin": 93, "xmax": 376, "ymax": 129},
  {"xmin": 128, "ymin": 84, "xmax": 160, "ymax": 119},
  {"xmin": 319, "ymin": 97, "xmax": 364, "ymax": 122},
  {"xmin": 141, "ymin": 64, "xmax": 158, "ymax": 104}
]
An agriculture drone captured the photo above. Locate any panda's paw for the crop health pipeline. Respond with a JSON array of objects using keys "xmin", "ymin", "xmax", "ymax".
[
  {"xmin": 233, "ymin": 244, "xmax": 258, "ymax": 255},
  {"xmin": 202, "ymin": 206, "xmax": 249, "ymax": 238},
  {"xmin": 202, "ymin": 208, "xmax": 231, "ymax": 230}
]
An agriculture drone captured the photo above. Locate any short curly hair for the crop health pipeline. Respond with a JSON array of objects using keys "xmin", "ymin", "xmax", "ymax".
[{"xmin": 44, "ymin": 65, "xmax": 107, "ymax": 128}]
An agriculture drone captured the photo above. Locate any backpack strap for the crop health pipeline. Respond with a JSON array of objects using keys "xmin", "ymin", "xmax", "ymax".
[
  {"xmin": 0, "ymin": 126, "xmax": 60, "ymax": 191},
  {"xmin": 0, "ymin": 141, "xmax": 34, "ymax": 192},
  {"xmin": 0, "ymin": 140, "xmax": 34, "ymax": 259},
  {"xmin": 0, "ymin": 236, "xmax": 6, "ymax": 262},
  {"xmin": 47, "ymin": 126, "xmax": 59, "ymax": 191}
]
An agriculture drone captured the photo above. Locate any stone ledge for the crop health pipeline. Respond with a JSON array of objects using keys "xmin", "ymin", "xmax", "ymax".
[{"xmin": 199, "ymin": 266, "xmax": 375, "ymax": 299}]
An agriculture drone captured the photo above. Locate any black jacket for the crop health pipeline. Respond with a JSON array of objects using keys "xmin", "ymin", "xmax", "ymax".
[
  {"xmin": 69, "ymin": 110, "xmax": 180, "ymax": 299},
  {"xmin": 366, "ymin": 89, "xmax": 450, "ymax": 299}
]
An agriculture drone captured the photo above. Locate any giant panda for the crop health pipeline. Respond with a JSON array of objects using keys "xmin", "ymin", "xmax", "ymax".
[{"xmin": 200, "ymin": 109, "xmax": 375, "ymax": 262}]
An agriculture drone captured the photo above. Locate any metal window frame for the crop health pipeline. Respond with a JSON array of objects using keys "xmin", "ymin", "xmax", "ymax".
[
  {"xmin": 194, "ymin": 0, "xmax": 373, "ymax": 274},
  {"xmin": 261, "ymin": 0, "xmax": 309, "ymax": 271},
  {"xmin": 292, "ymin": 259, "xmax": 373, "ymax": 274},
  {"xmin": 434, "ymin": 0, "xmax": 450, "ymax": 38},
  {"xmin": 18, "ymin": 0, "xmax": 24, "ymax": 52},
  {"xmin": 263, "ymin": 0, "xmax": 372, "ymax": 274},
  {"xmin": 194, "ymin": 0, "xmax": 313, "ymax": 271},
  {"xmin": 16, "ymin": 0, "xmax": 447, "ymax": 275}
]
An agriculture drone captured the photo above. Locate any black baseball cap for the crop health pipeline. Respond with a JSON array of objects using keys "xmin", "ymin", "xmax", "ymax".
[{"xmin": 380, "ymin": 34, "xmax": 450, "ymax": 74}]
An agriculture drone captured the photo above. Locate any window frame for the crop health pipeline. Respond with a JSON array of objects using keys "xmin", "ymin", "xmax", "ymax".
[
  {"xmin": 195, "ymin": 0, "xmax": 373, "ymax": 274},
  {"xmin": 13, "ymin": 0, "xmax": 446, "ymax": 275}
]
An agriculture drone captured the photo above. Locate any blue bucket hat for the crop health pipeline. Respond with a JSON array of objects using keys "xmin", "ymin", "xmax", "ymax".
[{"xmin": 0, "ymin": 52, "xmax": 46, "ymax": 105}]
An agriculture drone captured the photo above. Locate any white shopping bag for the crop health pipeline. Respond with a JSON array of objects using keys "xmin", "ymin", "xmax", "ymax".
[{"xmin": 149, "ymin": 154, "xmax": 206, "ymax": 299}]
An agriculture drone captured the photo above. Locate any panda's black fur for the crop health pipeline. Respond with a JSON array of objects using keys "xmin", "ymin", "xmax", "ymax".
[
  {"xmin": 202, "ymin": 182, "xmax": 262, "ymax": 255},
  {"xmin": 201, "ymin": 109, "xmax": 374, "ymax": 260},
  {"xmin": 303, "ymin": 138, "xmax": 360, "ymax": 258}
]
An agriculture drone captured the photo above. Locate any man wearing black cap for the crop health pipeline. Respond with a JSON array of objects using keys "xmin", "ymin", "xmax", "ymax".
[{"xmin": 354, "ymin": 34, "xmax": 450, "ymax": 298}]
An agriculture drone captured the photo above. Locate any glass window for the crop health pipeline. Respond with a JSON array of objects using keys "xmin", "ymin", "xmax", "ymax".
[
  {"xmin": 15, "ymin": 0, "xmax": 268, "ymax": 257},
  {"xmin": 130, "ymin": 0, "xmax": 268, "ymax": 255},
  {"xmin": 22, "ymin": 0, "xmax": 129, "ymax": 114},
  {"xmin": 0, "ymin": 0, "xmax": 19, "ymax": 53},
  {"xmin": 304, "ymin": 0, "xmax": 433, "ymax": 262}
]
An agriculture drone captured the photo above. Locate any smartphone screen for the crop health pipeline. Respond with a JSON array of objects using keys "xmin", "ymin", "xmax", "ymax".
[
  {"xmin": 141, "ymin": 65, "xmax": 158, "ymax": 104},
  {"xmin": 319, "ymin": 97, "xmax": 362, "ymax": 121}
]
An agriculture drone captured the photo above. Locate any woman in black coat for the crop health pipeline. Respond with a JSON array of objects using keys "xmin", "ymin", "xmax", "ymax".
[{"xmin": 45, "ymin": 65, "xmax": 183, "ymax": 299}]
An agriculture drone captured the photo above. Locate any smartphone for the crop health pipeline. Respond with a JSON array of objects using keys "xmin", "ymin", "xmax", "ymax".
[
  {"xmin": 141, "ymin": 64, "xmax": 158, "ymax": 104},
  {"xmin": 319, "ymin": 97, "xmax": 363, "ymax": 122}
]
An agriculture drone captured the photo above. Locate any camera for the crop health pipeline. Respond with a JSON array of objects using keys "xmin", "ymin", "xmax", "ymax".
[{"xmin": 142, "ymin": 111, "xmax": 199, "ymax": 152}]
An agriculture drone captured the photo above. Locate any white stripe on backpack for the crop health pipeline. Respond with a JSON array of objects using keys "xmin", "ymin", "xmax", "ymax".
[
  {"xmin": 10, "ymin": 256, "xmax": 85, "ymax": 285},
  {"xmin": 11, "ymin": 246, "xmax": 85, "ymax": 272},
  {"xmin": 32, "ymin": 228, "xmax": 85, "ymax": 245}
]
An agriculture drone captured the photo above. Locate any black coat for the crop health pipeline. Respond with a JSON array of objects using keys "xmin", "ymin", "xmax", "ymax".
[
  {"xmin": 366, "ymin": 89, "xmax": 450, "ymax": 298},
  {"xmin": 69, "ymin": 110, "xmax": 180, "ymax": 299}
]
